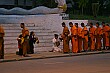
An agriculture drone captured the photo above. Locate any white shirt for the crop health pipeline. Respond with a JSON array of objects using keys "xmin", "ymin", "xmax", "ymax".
[
  {"xmin": 53, "ymin": 38, "xmax": 59, "ymax": 47},
  {"xmin": 52, "ymin": 38, "xmax": 61, "ymax": 52}
]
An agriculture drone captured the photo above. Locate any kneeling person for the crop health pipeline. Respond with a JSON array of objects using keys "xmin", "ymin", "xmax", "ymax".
[{"xmin": 52, "ymin": 34, "xmax": 62, "ymax": 52}]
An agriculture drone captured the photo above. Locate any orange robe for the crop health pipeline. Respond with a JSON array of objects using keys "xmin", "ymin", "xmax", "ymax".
[
  {"xmin": 71, "ymin": 25, "xmax": 78, "ymax": 53},
  {"xmin": 103, "ymin": 26, "xmax": 110, "ymax": 47},
  {"xmin": 109, "ymin": 27, "xmax": 110, "ymax": 47},
  {"xmin": 95, "ymin": 27, "xmax": 102, "ymax": 50},
  {"xmin": 0, "ymin": 25, "xmax": 5, "ymax": 37},
  {"xmin": 78, "ymin": 27, "xmax": 82, "ymax": 52},
  {"xmin": 0, "ymin": 25, "xmax": 5, "ymax": 59},
  {"xmin": 62, "ymin": 26, "xmax": 70, "ymax": 53},
  {"xmin": 82, "ymin": 26, "xmax": 88, "ymax": 51},
  {"xmin": 89, "ymin": 27, "xmax": 96, "ymax": 51},
  {"xmin": 22, "ymin": 27, "xmax": 30, "ymax": 55},
  {"xmin": 22, "ymin": 27, "xmax": 29, "ymax": 38}
]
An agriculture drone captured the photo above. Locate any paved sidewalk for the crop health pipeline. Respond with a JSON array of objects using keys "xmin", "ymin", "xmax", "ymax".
[{"xmin": 0, "ymin": 50, "xmax": 110, "ymax": 63}]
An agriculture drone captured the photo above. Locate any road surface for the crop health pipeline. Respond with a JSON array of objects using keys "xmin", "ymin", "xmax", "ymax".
[{"xmin": 0, "ymin": 53, "xmax": 110, "ymax": 73}]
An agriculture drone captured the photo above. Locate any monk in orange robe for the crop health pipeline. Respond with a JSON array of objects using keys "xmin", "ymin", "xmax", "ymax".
[
  {"xmin": 81, "ymin": 23, "xmax": 88, "ymax": 52},
  {"xmin": 69, "ymin": 22, "xmax": 78, "ymax": 53},
  {"xmin": 20, "ymin": 23, "xmax": 30, "ymax": 57},
  {"xmin": 108, "ymin": 25, "xmax": 110, "ymax": 50},
  {"xmin": 95, "ymin": 22, "xmax": 102, "ymax": 51},
  {"xmin": 69, "ymin": 22, "xmax": 74, "ymax": 52},
  {"xmin": 89, "ymin": 23, "xmax": 96, "ymax": 51},
  {"xmin": 61, "ymin": 22, "xmax": 70, "ymax": 53},
  {"xmin": 78, "ymin": 26, "xmax": 82, "ymax": 52},
  {"xmin": 0, "ymin": 25, "xmax": 5, "ymax": 59},
  {"xmin": 102, "ymin": 22, "xmax": 110, "ymax": 50},
  {"xmin": 70, "ymin": 23, "xmax": 79, "ymax": 53}
]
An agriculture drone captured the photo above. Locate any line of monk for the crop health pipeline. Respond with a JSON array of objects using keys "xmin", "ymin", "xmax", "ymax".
[
  {"xmin": 61, "ymin": 22, "xmax": 110, "ymax": 53},
  {"xmin": 0, "ymin": 22, "xmax": 110, "ymax": 59}
]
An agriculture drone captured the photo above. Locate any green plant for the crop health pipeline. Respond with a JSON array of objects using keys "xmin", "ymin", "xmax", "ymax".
[
  {"xmin": 78, "ymin": 0, "xmax": 89, "ymax": 15},
  {"xmin": 92, "ymin": 3, "xmax": 100, "ymax": 17}
]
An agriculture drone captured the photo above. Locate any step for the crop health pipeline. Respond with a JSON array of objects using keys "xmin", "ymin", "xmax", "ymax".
[
  {"xmin": 4, "ymin": 36, "xmax": 53, "ymax": 41},
  {"xmin": 2, "ymin": 23, "xmax": 51, "ymax": 29},
  {"xmin": 4, "ymin": 43, "xmax": 63, "ymax": 53},
  {"xmin": 3, "ymin": 26, "xmax": 49, "ymax": 30},
  {"xmin": 3, "ymin": 27, "xmax": 21, "ymax": 30},
  {"xmin": 4, "ymin": 47, "xmax": 53, "ymax": 53},
  {"xmin": 4, "ymin": 40, "xmax": 63, "ymax": 48},
  {"xmin": 4, "ymin": 34, "xmax": 54, "ymax": 39},
  {"xmin": 4, "ymin": 39, "xmax": 53, "ymax": 43},
  {"xmin": 4, "ymin": 32, "xmax": 55, "ymax": 37},
  {"xmin": 4, "ymin": 27, "xmax": 57, "ymax": 33},
  {"xmin": 4, "ymin": 30, "xmax": 55, "ymax": 33},
  {"xmin": 34, "ymin": 47, "xmax": 53, "ymax": 52},
  {"xmin": 4, "ymin": 44, "xmax": 53, "ymax": 49},
  {"xmin": 4, "ymin": 41, "xmax": 53, "ymax": 46},
  {"xmin": 1, "ymin": 23, "xmax": 41, "ymax": 27},
  {"xmin": 4, "ymin": 31, "xmax": 55, "ymax": 37},
  {"xmin": 5, "ymin": 37, "xmax": 53, "ymax": 41},
  {"xmin": 4, "ymin": 29, "xmax": 51, "ymax": 33},
  {"xmin": 4, "ymin": 42, "xmax": 63, "ymax": 49},
  {"xmin": 4, "ymin": 40, "xmax": 52, "ymax": 46}
]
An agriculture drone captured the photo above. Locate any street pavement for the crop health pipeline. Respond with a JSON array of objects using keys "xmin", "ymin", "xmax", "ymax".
[
  {"xmin": 0, "ymin": 53, "xmax": 110, "ymax": 73},
  {"xmin": 0, "ymin": 50, "xmax": 110, "ymax": 63}
]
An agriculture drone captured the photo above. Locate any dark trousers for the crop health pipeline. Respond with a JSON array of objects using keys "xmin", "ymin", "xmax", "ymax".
[
  {"xmin": 19, "ymin": 48, "xmax": 23, "ymax": 55},
  {"xmin": 29, "ymin": 44, "xmax": 34, "ymax": 54}
]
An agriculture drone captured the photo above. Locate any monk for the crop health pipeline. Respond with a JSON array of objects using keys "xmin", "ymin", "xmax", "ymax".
[
  {"xmin": 78, "ymin": 24, "xmax": 82, "ymax": 52},
  {"xmin": 95, "ymin": 22, "xmax": 102, "ymax": 51},
  {"xmin": 108, "ymin": 24, "xmax": 110, "ymax": 50},
  {"xmin": 69, "ymin": 22, "xmax": 74, "ymax": 52},
  {"xmin": 61, "ymin": 22, "xmax": 70, "ymax": 53},
  {"xmin": 69, "ymin": 23, "xmax": 79, "ymax": 53},
  {"xmin": 20, "ymin": 23, "xmax": 30, "ymax": 57},
  {"xmin": 69, "ymin": 22, "xmax": 78, "ymax": 53},
  {"xmin": 0, "ymin": 25, "xmax": 5, "ymax": 59},
  {"xmin": 81, "ymin": 23, "xmax": 88, "ymax": 52},
  {"xmin": 89, "ymin": 23, "xmax": 96, "ymax": 51},
  {"xmin": 102, "ymin": 22, "xmax": 110, "ymax": 50}
]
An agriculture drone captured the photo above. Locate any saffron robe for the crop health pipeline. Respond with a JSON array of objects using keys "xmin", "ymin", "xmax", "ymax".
[
  {"xmin": 95, "ymin": 27, "xmax": 102, "ymax": 50},
  {"xmin": 82, "ymin": 26, "xmax": 88, "ymax": 51},
  {"xmin": 61, "ymin": 26, "xmax": 70, "ymax": 53},
  {"xmin": 89, "ymin": 27, "xmax": 96, "ymax": 50}
]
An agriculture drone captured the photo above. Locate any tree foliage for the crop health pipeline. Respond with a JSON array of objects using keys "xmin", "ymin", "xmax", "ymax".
[
  {"xmin": 13, "ymin": 0, "xmax": 110, "ymax": 16},
  {"xmin": 92, "ymin": 3, "xmax": 100, "ymax": 17},
  {"xmin": 78, "ymin": 0, "xmax": 89, "ymax": 15},
  {"xmin": 30, "ymin": 0, "xmax": 57, "ymax": 8}
]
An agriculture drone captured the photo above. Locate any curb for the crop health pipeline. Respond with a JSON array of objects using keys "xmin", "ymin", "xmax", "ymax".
[{"xmin": 0, "ymin": 51, "xmax": 110, "ymax": 63}]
